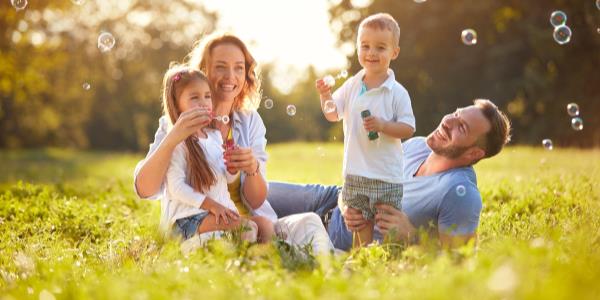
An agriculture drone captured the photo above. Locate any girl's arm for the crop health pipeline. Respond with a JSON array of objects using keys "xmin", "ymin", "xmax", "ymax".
[
  {"xmin": 134, "ymin": 108, "xmax": 211, "ymax": 198},
  {"xmin": 167, "ymin": 144, "xmax": 238, "ymax": 224}
]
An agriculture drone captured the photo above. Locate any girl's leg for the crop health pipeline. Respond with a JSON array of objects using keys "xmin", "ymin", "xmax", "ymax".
[
  {"xmin": 197, "ymin": 215, "xmax": 258, "ymax": 242},
  {"xmin": 267, "ymin": 181, "xmax": 341, "ymax": 218},
  {"xmin": 250, "ymin": 216, "xmax": 275, "ymax": 243}
]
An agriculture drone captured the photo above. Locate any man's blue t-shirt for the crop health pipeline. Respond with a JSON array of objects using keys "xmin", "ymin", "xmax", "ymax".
[{"xmin": 328, "ymin": 137, "xmax": 483, "ymax": 250}]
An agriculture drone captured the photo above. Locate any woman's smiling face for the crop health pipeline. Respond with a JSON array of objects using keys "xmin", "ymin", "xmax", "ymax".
[{"xmin": 207, "ymin": 43, "xmax": 246, "ymax": 103}]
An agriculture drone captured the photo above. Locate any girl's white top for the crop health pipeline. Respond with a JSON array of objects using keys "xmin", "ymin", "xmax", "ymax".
[
  {"xmin": 161, "ymin": 129, "xmax": 238, "ymax": 231},
  {"xmin": 134, "ymin": 110, "xmax": 278, "ymax": 222}
]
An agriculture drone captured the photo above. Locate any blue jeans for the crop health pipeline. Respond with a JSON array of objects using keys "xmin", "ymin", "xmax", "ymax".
[
  {"xmin": 266, "ymin": 181, "xmax": 340, "ymax": 218},
  {"xmin": 266, "ymin": 181, "xmax": 352, "ymax": 250}
]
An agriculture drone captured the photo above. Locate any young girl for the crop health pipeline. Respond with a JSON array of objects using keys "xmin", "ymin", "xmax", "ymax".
[{"xmin": 160, "ymin": 65, "xmax": 274, "ymax": 243}]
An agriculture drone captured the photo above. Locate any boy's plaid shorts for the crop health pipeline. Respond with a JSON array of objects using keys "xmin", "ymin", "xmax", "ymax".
[{"xmin": 341, "ymin": 174, "xmax": 403, "ymax": 220}]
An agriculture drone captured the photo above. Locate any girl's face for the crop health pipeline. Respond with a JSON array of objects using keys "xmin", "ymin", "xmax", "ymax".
[
  {"xmin": 176, "ymin": 79, "xmax": 212, "ymax": 114},
  {"xmin": 207, "ymin": 43, "xmax": 246, "ymax": 102}
]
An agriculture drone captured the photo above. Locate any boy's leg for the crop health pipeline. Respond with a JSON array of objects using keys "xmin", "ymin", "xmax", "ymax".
[
  {"xmin": 249, "ymin": 215, "xmax": 275, "ymax": 243},
  {"xmin": 353, "ymin": 221, "xmax": 374, "ymax": 248},
  {"xmin": 267, "ymin": 181, "xmax": 340, "ymax": 218}
]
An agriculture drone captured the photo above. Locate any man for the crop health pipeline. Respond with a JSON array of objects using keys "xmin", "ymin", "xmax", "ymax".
[{"xmin": 267, "ymin": 99, "xmax": 511, "ymax": 250}]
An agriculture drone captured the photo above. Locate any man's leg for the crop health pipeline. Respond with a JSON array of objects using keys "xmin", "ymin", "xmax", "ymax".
[
  {"xmin": 326, "ymin": 207, "xmax": 353, "ymax": 251},
  {"xmin": 267, "ymin": 181, "xmax": 340, "ymax": 218}
]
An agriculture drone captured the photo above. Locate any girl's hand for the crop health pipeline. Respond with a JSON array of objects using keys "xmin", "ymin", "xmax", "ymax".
[
  {"xmin": 315, "ymin": 79, "xmax": 332, "ymax": 100},
  {"xmin": 203, "ymin": 199, "xmax": 239, "ymax": 225},
  {"xmin": 224, "ymin": 146, "xmax": 259, "ymax": 175},
  {"xmin": 167, "ymin": 107, "xmax": 212, "ymax": 144},
  {"xmin": 363, "ymin": 115, "xmax": 385, "ymax": 132}
]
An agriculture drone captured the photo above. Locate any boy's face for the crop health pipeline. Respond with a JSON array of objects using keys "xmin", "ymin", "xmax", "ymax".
[{"xmin": 357, "ymin": 26, "xmax": 400, "ymax": 74}]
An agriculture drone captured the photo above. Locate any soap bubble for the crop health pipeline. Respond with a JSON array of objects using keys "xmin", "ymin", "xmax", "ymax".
[
  {"xmin": 337, "ymin": 70, "xmax": 348, "ymax": 79},
  {"xmin": 264, "ymin": 98, "xmax": 274, "ymax": 109},
  {"xmin": 596, "ymin": 0, "xmax": 600, "ymax": 10},
  {"xmin": 550, "ymin": 10, "xmax": 567, "ymax": 27},
  {"xmin": 11, "ymin": 0, "xmax": 28, "ymax": 10},
  {"xmin": 461, "ymin": 29, "xmax": 477, "ymax": 46},
  {"xmin": 553, "ymin": 25, "xmax": 572, "ymax": 45},
  {"xmin": 71, "ymin": 0, "xmax": 86, "ymax": 5},
  {"xmin": 82, "ymin": 82, "xmax": 91, "ymax": 90},
  {"xmin": 571, "ymin": 117, "xmax": 583, "ymax": 131},
  {"xmin": 221, "ymin": 115, "xmax": 230, "ymax": 124},
  {"xmin": 323, "ymin": 100, "xmax": 336, "ymax": 113},
  {"xmin": 414, "ymin": 0, "xmax": 426, "ymax": 3},
  {"xmin": 323, "ymin": 75, "xmax": 335, "ymax": 87},
  {"xmin": 286, "ymin": 105, "xmax": 297, "ymax": 116},
  {"xmin": 542, "ymin": 139, "xmax": 553, "ymax": 150},
  {"xmin": 98, "ymin": 32, "xmax": 116, "ymax": 53},
  {"xmin": 566, "ymin": 103, "xmax": 579, "ymax": 117},
  {"xmin": 456, "ymin": 185, "xmax": 466, "ymax": 197}
]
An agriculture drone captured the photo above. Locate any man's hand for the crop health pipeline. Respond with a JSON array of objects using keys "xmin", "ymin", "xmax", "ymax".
[
  {"xmin": 342, "ymin": 205, "xmax": 368, "ymax": 232},
  {"xmin": 374, "ymin": 204, "xmax": 416, "ymax": 242}
]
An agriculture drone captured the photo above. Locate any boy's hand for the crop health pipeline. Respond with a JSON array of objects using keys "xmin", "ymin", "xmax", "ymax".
[
  {"xmin": 315, "ymin": 79, "xmax": 332, "ymax": 100},
  {"xmin": 363, "ymin": 115, "xmax": 385, "ymax": 132}
]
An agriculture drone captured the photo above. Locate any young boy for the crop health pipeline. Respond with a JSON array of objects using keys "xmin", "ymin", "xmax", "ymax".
[{"xmin": 316, "ymin": 13, "xmax": 415, "ymax": 248}]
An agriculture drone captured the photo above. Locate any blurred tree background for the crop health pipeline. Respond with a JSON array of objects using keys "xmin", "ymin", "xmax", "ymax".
[{"xmin": 1, "ymin": 0, "xmax": 599, "ymax": 151}]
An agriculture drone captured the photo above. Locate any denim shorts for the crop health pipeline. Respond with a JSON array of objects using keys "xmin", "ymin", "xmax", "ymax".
[{"xmin": 173, "ymin": 212, "xmax": 210, "ymax": 240}]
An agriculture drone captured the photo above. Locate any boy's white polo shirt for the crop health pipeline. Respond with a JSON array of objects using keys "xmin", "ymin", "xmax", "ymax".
[{"xmin": 332, "ymin": 68, "xmax": 415, "ymax": 184}]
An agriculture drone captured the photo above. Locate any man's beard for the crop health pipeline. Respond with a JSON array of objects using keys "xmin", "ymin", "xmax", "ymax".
[{"xmin": 426, "ymin": 134, "xmax": 470, "ymax": 159}]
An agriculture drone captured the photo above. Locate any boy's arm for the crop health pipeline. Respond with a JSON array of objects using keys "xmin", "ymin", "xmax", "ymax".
[
  {"xmin": 315, "ymin": 78, "xmax": 339, "ymax": 122},
  {"xmin": 363, "ymin": 118, "xmax": 415, "ymax": 140}
]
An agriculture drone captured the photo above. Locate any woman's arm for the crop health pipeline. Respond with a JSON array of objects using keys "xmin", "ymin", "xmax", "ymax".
[{"xmin": 134, "ymin": 108, "xmax": 211, "ymax": 198}]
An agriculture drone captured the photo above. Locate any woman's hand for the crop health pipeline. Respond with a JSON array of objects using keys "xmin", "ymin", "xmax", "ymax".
[
  {"xmin": 166, "ymin": 107, "xmax": 212, "ymax": 145},
  {"xmin": 223, "ymin": 146, "xmax": 259, "ymax": 175},
  {"xmin": 342, "ymin": 205, "xmax": 368, "ymax": 232},
  {"xmin": 201, "ymin": 197, "xmax": 239, "ymax": 225},
  {"xmin": 374, "ymin": 204, "xmax": 416, "ymax": 241}
]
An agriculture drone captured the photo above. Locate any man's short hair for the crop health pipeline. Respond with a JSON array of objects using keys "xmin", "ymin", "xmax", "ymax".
[
  {"xmin": 474, "ymin": 99, "xmax": 511, "ymax": 159},
  {"xmin": 358, "ymin": 13, "xmax": 401, "ymax": 46}
]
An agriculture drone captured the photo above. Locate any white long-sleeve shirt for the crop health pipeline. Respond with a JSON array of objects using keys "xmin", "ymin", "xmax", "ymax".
[
  {"xmin": 161, "ymin": 129, "xmax": 238, "ymax": 230},
  {"xmin": 134, "ymin": 110, "xmax": 278, "ymax": 223}
]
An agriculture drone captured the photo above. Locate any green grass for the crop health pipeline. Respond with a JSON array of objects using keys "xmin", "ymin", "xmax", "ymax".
[{"xmin": 1, "ymin": 143, "xmax": 600, "ymax": 299}]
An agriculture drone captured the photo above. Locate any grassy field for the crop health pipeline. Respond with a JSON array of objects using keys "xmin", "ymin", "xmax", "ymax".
[{"xmin": 1, "ymin": 143, "xmax": 599, "ymax": 299}]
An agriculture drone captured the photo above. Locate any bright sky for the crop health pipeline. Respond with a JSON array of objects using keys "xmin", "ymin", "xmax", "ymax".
[{"xmin": 203, "ymin": 0, "xmax": 350, "ymax": 93}]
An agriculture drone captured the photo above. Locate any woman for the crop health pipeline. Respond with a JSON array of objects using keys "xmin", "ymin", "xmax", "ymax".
[{"xmin": 134, "ymin": 32, "xmax": 333, "ymax": 253}]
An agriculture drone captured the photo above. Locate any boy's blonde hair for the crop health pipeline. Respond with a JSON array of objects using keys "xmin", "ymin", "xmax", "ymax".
[{"xmin": 358, "ymin": 13, "xmax": 401, "ymax": 46}]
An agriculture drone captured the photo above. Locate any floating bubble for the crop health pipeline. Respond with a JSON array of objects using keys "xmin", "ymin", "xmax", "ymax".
[
  {"xmin": 461, "ymin": 29, "xmax": 477, "ymax": 46},
  {"xmin": 97, "ymin": 32, "xmax": 116, "ymax": 53},
  {"xmin": 571, "ymin": 117, "xmax": 583, "ymax": 131},
  {"xmin": 71, "ymin": 0, "xmax": 86, "ymax": 4},
  {"xmin": 11, "ymin": 0, "xmax": 28, "ymax": 10},
  {"xmin": 542, "ymin": 139, "xmax": 553, "ymax": 150},
  {"xmin": 323, "ymin": 75, "xmax": 335, "ymax": 87},
  {"xmin": 550, "ymin": 10, "xmax": 567, "ymax": 27},
  {"xmin": 323, "ymin": 100, "xmax": 337, "ymax": 113},
  {"xmin": 455, "ymin": 185, "xmax": 466, "ymax": 197},
  {"xmin": 337, "ymin": 70, "xmax": 348, "ymax": 79},
  {"xmin": 264, "ymin": 98, "xmax": 274, "ymax": 109},
  {"xmin": 553, "ymin": 25, "xmax": 572, "ymax": 45},
  {"xmin": 221, "ymin": 115, "xmax": 230, "ymax": 124},
  {"xmin": 566, "ymin": 103, "xmax": 579, "ymax": 116},
  {"xmin": 597, "ymin": 0, "xmax": 600, "ymax": 10},
  {"xmin": 286, "ymin": 105, "xmax": 297, "ymax": 116},
  {"xmin": 82, "ymin": 82, "xmax": 91, "ymax": 90},
  {"xmin": 414, "ymin": 0, "xmax": 426, "ymax": 3}
]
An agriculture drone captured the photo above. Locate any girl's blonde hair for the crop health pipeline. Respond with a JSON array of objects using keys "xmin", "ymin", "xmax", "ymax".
[
  {"xmin": 162, "ymin": 65, "xmax": 216, "ymax": 193},
  {"xmin": 186, "ymin": 32, "xmax": 261, "ymax": 111}
]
